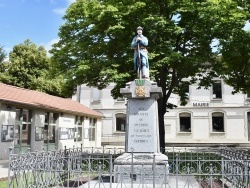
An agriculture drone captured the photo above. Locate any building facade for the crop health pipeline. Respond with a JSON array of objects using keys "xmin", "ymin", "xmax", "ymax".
[
  {"xmin": 0, "ymin": 83, "xmax": 102, "ymax": 160},
  {"xmin": 73, "ymin": 79, "xmax": 250, "ymax": 146}
]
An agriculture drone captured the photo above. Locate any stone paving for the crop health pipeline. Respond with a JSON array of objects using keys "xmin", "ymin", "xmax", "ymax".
[{"xmin": 0, "ymin": 160, "xmax": 10, "ymax": 180}]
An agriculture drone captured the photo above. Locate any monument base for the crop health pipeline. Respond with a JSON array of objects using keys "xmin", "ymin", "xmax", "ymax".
[{"xmin": 114, "ymin": 153, "xmax": 168, "ymax": 184}]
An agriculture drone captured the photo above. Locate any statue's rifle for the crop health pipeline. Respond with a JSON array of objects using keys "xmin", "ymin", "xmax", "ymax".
[{"xmin": 137, "ymin": 40, "xmax": 142, "ymax": 79}]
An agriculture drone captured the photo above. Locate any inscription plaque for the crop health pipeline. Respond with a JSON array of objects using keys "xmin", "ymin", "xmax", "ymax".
[{"xmin": 127, "ymin": 98, "xmax": 159, "ymax": 153}]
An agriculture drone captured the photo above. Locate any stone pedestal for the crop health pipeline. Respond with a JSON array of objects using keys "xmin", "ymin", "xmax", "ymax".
[{"xmin": 114, "ymin": 79, "xmax": 168, "ymax": 184}]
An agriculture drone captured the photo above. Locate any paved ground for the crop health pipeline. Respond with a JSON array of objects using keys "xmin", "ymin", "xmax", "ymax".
[
  {"xmin": 77, "ymin": 176, "xmax": 200, "ymax": 188},
  {"xmin": 0, "ymin": 160, "xmax": 10, "ymax": 179}
]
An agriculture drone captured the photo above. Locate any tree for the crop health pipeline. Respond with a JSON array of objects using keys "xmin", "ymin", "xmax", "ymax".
[
  {"xmin": 217, "ymin": 30, "xmax": 250, "ymax": 95},
  {"xmin": 0, "ymin": 39, "xmax": 70, "ymax": 97},
  {"xmin": 0, "ymin": 45, "xmax": 8, "ymax": 71},
  {"xmin": 50, "ymin": 0, "xmax": 250, "ymax": 151},
  {"xmin": 0, "ymin": 46, "xmax": 8, "ymax": 75},
  {"xmin": 0, "ymin": 46, "xmax": 6, "ymax": 63}
]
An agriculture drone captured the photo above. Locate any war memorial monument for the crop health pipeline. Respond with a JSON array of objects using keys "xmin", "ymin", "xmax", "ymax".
[{"xmin": 113, "ymin": 26, "xmax": 168, "ymax": 184}]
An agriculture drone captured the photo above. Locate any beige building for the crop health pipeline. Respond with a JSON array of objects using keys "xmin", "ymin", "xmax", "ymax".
[
  {"xmin": 0, "ymin": 83, "xmax": 103, "ymax": 160},
  {"xmin": 73, "ymin": 80, "xmax": 250, "ymax": 146}
]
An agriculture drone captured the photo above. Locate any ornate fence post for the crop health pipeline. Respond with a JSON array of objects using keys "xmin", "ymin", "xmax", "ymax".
[
  {"xmin": 46, "ymin": 151, "xmax": 49, "ymax": 188},
  {"xmin": 221, "ymin": 156, "xmax": 225, "ymax": 188},
  {"xmin": 175, "ymin": 153, "xmax": 179, "ymax": 188},
  {"xmin": 131, "ymin": 148, "xmax": 134, "ymax": 188},
  {"xmin": 88, "ymin": 154, "xmax": 91, "ymax": 188},
  {"xmin": 8, "ymin": 147, "xmax": 13, "ymax": 188},
  {"xmin": 153, "ymin": 153, "xmax": 156, "ymax": 188},
  {"xmin": 109, "ymin": 153, "xmax": 112, "ymax": 188},
  {"xmin": 67, "ymin": 152, "xmax": 70, "ymax": 187},
  {"xmin": 164, "ymin": 162, "xmax": 168, "ymax": 188},
  {"xmin": 244, "ymin": 155, "xmax": 248, "ymax": 188}
]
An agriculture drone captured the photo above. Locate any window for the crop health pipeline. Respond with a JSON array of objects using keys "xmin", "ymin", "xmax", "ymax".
[
  {"xmin": 35, "ymin": 127, "xmax": 44, "ymax": 141},
  {"xmin": 92, "ymin": 88, "xmax": 101, "ymax": 102},
  {"xmin": 116, "ymin": 113, "xmax": 126, "ymax": 132},
  {"xmin": 212, "ymin": 80, "xmax": 222, "ymax": 99},
  {"xmin": 75, "ymin": 116, "xmax": 83, "ymax": 142},
  {"xmin": 44, "ymin": 113, "xmax": 58, "ymax": 143},
  {"xmin": 89, "ymin": 118, "xmax": 96, "ymax": 141},
  {"xmin": 68, "ymin": 128, "xmax": 75, "ymax": 139},
  {"xmin": 15, "ymin": 109, "xmax": 32, "ymax": 145},
  {"xmin": 1, "ymin": 125, "xmax": 14, "ymax": 142},
  {"xmin": 77, "ymin": 127, "xmax": 83, "ymax": 141},
  {"xmin": 14, "ymin": 109, "xmax": 21, "ymax": 145},
  {"xmin": 212, "ymin": 112, "xmax": 224, "ymax": 132},
  {"xmin": 59, "ymin": 127, "xmax": 69, "ymax": 140},
  {"xmin": 21, "ymin": 109, "xmax": 32, "ymax": 145},
  {"xmin": 179, "ymin": 113, "xmax": 191, "ymax": 132}
]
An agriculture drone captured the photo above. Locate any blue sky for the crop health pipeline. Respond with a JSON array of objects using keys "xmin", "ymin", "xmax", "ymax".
[{"xmin": 0, "ymin": 0, "xmax": 75, "ymax": 57}]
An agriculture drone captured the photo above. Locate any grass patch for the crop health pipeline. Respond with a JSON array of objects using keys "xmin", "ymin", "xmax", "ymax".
[{"xmin": 0, "ymin": 180, "xmax": 8, "ymax": 188}]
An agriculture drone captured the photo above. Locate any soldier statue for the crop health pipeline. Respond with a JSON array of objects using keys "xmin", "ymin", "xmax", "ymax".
[{"xmin": 131, "ymin": 26, "xmax": 149, "ymax": 79}]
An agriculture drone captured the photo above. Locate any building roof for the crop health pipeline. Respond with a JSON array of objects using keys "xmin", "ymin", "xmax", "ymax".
[{"xmin": 0, "ymin": 83, "xmax": 103, "ymax": 118}]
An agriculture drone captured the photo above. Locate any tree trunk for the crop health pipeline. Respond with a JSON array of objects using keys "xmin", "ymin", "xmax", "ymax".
[{"xmin": 158, "ymin": 98, "xmax": 166, "ymax": 153}]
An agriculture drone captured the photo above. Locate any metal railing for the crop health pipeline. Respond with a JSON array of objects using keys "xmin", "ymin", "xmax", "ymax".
[{"xmin": 8, "ymin": 145, "xmax": 250, "ymax": 188}]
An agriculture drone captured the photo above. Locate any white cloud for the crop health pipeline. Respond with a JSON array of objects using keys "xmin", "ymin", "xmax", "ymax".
[
  {"xmin": 52, "ymin": 0, "xmax": 76, "ymax": 15},
  {"xmin": 53, "ymin": 7, "xmax": 66, "ymax": 15},
  {"xmin": 66, "ymin": 0, "xmax": 76, "ymax": 4},
  {"xmin": 43, "ymin": 38, "xmax": 59, "ymax": 55}
]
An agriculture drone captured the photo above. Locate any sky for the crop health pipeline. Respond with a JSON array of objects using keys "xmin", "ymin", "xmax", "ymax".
[{"xmin": 0, "ymin": 0, "xmax": 76, "ymax": 58}]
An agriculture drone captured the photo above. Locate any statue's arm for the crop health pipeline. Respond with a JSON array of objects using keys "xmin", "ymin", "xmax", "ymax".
[
  {"xmin": 139, "ymin": 37, "xmax": 148, "ymax": 46},
  {"xmin": 131, "ymin": 37, "xmax": 137, "ymax": 47}
]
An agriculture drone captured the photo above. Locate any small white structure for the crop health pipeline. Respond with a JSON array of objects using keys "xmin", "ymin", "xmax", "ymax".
[
  {"xmin": 73, "ymin": 79, "xmax": 250, "ymax": 146},
  {"xmin": 0, "ymin": 83, "xmax": 103, "ymax": 160}
]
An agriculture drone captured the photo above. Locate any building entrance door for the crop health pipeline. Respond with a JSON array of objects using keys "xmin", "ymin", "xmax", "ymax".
[
  {"xmin": 44, "ymin": 112, "xmax": 57, "ymax": 151},
  {"xmin": 14, "ymin": 109, "xmax": 32, "ymax": 154}
]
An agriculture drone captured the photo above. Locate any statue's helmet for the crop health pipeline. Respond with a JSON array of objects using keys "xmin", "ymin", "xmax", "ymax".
[{"xmin": 137, "ymin": 26, "xmax": 143, "ymax": 30}]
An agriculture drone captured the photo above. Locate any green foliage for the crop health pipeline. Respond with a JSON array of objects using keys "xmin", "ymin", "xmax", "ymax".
[
  {"xmin": 51, "ymin": 0, "xmax": 249, "ymax": 104},
  {"xmin": 0, "ymin": 39, "xmax": 71, "ymax": 97},
  {"xmin": 217, "ymin": 30, "xmax": 250, "ymax": 94},
  {"xmin": 0, "ymin": 46, "xmax": 6, "ymax": 64},
  {"xmin": 5, "ymin": 39, "xmax": 50, "ymax": 89},
  {"xmin": 0, "ymin": 46, "xmax": 7, "ymax": 74}
]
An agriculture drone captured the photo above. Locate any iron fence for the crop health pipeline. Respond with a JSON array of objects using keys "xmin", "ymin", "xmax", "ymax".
[{"xmin": 7, "ymin": 145, "xmax": 250, "ymax": 188}]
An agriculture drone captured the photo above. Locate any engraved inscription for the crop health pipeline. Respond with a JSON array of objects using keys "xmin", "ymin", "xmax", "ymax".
[{"xmin": 128, "ymin": 99, "xmax": 156, "ymax": 152}]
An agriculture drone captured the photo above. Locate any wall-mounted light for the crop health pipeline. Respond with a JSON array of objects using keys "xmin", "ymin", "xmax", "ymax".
[
  {"xmin": 60, "ymin": 112, "xmax": 64, "ymax": 117},
  {"xmin": 6, "ymin": 105, "xmax": 11, "ymax": 110}
]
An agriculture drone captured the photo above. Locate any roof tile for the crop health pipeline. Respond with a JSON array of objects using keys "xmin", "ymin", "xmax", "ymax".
[{"xmin": 0, "ymin": 83, "xmax": 102, "ymax": 118}]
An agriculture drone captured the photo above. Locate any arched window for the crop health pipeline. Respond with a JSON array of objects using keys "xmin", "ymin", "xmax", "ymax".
[
  {"xmin": 116, "ymin": 113, "xmax": 126, "ymax": 132},
  {"xmin": 212, "ymin": 112, "xmax": 224, "ymax": 132},
  {"xmin": 179, "ymin": 113, "xmax": 191, "ymax": 132}
]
